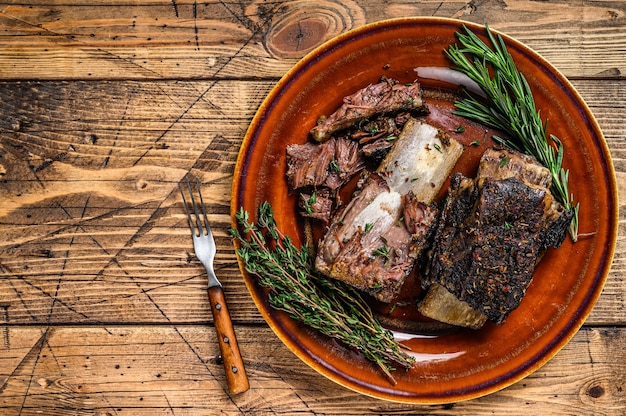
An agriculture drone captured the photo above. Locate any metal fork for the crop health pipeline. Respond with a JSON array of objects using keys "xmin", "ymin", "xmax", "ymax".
[{"xmin": 179, "ymin": 176, "xmax": 249, "ymax": 395}]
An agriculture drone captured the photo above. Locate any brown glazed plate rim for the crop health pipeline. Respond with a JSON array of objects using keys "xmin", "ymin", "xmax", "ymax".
[{"xmin": 231, "ymin": 17, "xmax": 618, "ymax": 403}]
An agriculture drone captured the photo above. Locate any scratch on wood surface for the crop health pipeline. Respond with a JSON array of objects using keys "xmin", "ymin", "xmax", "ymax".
[
  {"xmin": 27, "ymin": 159, "xmax": 45, "ymax": 189},
  {"xmin": 585, "ymin": 328, "xmax": 596, "ymax": 367},
  {"xmin": 53, "ymin": 200, "xmax": 95, "ymax": 323},
  {"xmin": 217, "ymin": 0, "xmax": 255, "ymax": 32},
  {"xmin": 39, "ymin": 334, "xmax": 64, "ymax": 387},
  {"xmin": 89, "ymin": 188, "xmax": 180, "ymax": 320},
  {"xmin": 161, "ymin": 388, "xmax": 176, "ymax": 415},
  {"xmin": 139, "ymin": 296, "xmax": 237, "ymax": 399},
  {"xmin": 96, "ymin": 391, "xmax": 121, "ymax": 416},
  {"xmin": 6, "ymin": 198, "xmax": 155, "ymax": 254},
  {"xmin": 432, "ymin": 2, "xmax": 445, "ymax": 15},
  {"xmin": 103, "ymin": 94, "xmax": 132, "ymax": 168},
  {"xmin": 0, "ymin": 327, "xmax": 49, "ymax": 399},
  {"xmin": 131, "ymin": 274, "xmax": 199, "ymax": 295},
  {"xmin": 451, "ymin": 1, "xmax": 476, "ymax": 19},
  {"xmin": 131, "ymin": 81, "xmax": 217, "ymax": 167},
  {"xmin": 0, "ymin": 263, "xmax": 36, "ymax": 322},
  {"xmin": 171, "ymin": 0, "xmax": 179, "ymax": 17},
  {"xmin": 32, "ymin": 151, "xmax": 68, "ymax": 173},
  {"xmin": 38, "ymin": 199, "xmax": 96, "ymax": 320},
  {"xmin": 131, "ymin": 2, "xmax": 282, "ymax": 167},
  {"xmin": 0, "ymin": 257, "xmax": 90, "ymax": 323},
  {"xmin": 52, "ymin": 217, "xmax": 74, "ymax": 321},
  {"xmin": 1, "ymin": 304, "xmax": 8, "ymax": 349},
  {"xmin": 16, "ymin": 273, "xmax": 89, "ymax": 320},
  {"xmin": 193, "ymin": 0, "xmax": 200, "ymax": 51},
  {"xmin": 0, "ymin": 7, "xmax": 162, "ymax": 78}
]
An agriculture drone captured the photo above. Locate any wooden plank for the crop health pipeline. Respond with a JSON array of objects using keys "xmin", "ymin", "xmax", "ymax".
[
  {"xmin": 0, "ymin": 1, "xmax": 624, "ymax": 79},
  {"xmin": 573, "ymin": 79, "xmax": 626, "ymax": 326},
  {"xmin": 0, "ymin": 80, "xmax": 266, "ymax": 324},
  {"xmin": 0, "ymin": 325, "xmax": 624, "ymax": 415},
  {"xmin": 0, "ymin": 78, "xmax": 624, "ymax": 325},
  {"xmin": 0, "ymin": 2, "xmax": 622, "ymax": 414}
]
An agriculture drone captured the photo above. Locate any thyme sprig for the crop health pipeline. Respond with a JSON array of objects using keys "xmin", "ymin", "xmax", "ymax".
[
  {"xmin": 230, "ymin": 202, "xmax": 415, "ymax": 384},
  {"xmin": 445, "ymin": 25, "xmax": 579, "ymax": 241}
]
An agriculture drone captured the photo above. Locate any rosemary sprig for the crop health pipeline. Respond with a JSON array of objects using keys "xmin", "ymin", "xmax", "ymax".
[
  {"xmin": 230, "ymin": 201, "xmax": 415, "ymax": 384},
  {"xmin": 445, "ymin": 24, "xmax": 579, "ymax": 241}
]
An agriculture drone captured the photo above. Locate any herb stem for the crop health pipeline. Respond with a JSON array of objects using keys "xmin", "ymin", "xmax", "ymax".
[
  {"xmin": 446, "ymin": 24, "xmax": 579, "ymax": 241},
  {"xmin": 231, "ymin": 202, "xmax": 415, "ymax": 384}
]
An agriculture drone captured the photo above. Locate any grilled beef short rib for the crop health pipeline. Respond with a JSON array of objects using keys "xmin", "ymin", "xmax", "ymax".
[
  {"xmin": 420, "ymin": 148, "xmax": 573, "ymax": 327},
  {"xmin": 315, "ymin": 120, "xmax": 463, "ymax": 302},
  {"xmin": 286, "ymin": 79, "xmax": 426, "ymax": 224},
  {"xmin": 314, "ymin": 174, "xmax": 438, "ymax": 302}
]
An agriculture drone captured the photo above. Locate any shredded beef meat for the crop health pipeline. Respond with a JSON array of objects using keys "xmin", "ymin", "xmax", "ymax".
[
  {"xmin": 361, "ymin": 139, "xmax": 395, "ymax": 164},
  {"xmin": 403, "ymin": 192, "xmax": 439, "ymax": 257},
  {"xmin": 298, "ymin": 189, "xmax": 334, "ymax": 223},
  {"xmin": 310, "ymin": 79, "xmax": 427, "ymax": 142},
  {"xmin": 286, "ymin": 139, "xmax": 335, "ymax": 190},
  {"xmin": 315, "ymin": 174, "xmax": 438, "ymax": 302},
  {"xmin": 325, "ymin": 136, "xmax": 363, "ymax": 190},
  {"xmin": 314, "ymin": 120, "xmax": 462, "ymax": 303},
  {"xmin": 286, "ymin": 137, "xmax": 364, "ymax": 191}
]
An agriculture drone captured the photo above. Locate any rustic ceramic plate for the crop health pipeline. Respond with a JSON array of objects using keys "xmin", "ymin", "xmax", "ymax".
[{"xmin": 232, "ymin": 17, "xmax": 617, "ymax": 403}]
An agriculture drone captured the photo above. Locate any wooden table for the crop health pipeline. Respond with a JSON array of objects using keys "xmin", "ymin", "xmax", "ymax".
[{"xmin": 0, "ymin": 1, "xmax": 624, "ymax": 414}]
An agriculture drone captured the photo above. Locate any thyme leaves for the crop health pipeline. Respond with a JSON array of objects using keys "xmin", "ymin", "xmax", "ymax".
[{"xmin": 230, "ymin": 202, "xmax": 415, "ymax": 384}]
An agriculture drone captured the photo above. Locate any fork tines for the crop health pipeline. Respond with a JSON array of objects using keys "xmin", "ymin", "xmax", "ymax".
[{"xmin": 178, "ymin": 176, "xmax": 211, "ymax": 238}]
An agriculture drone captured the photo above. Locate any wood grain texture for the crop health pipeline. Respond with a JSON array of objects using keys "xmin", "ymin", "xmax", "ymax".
[
  {"xmin": 0, "ymin": 80, "xmax": 263, "ymax": 325},
  {"xmin": 207, "ymin": 286, "xmax": 249, "ymax": 395},
  {"xmin": 0, "ymin": 326, "xmax": 624, "ymax": 415},
  {"xmin": 0, "ymin": 1, "xmax": 624, "ymax": 79},
  {"xmin": 0, "ymin": 79, "xmax": 624, "ymax": 325},
  {"xmin": 0, "ymin": 0, "xmax": 625, "ymax": 413}
]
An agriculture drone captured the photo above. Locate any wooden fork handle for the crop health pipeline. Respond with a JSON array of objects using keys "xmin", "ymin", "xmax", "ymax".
[{"xmin": 207, "ymin": 286, "xmax": 250, "ymax": 395}]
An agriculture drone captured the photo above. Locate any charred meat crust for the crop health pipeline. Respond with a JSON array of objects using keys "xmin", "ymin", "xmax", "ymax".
[
  {"xmin": 425, "ymin": 175, "xmax": 548, "ymax": 324},
  {"xmin": 478, "ymin": 148, "xmax": 573, "ymax": 250},
  {"xmin": 424, "ymin": 148, "xmax": 573, "ymax": 325}
]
